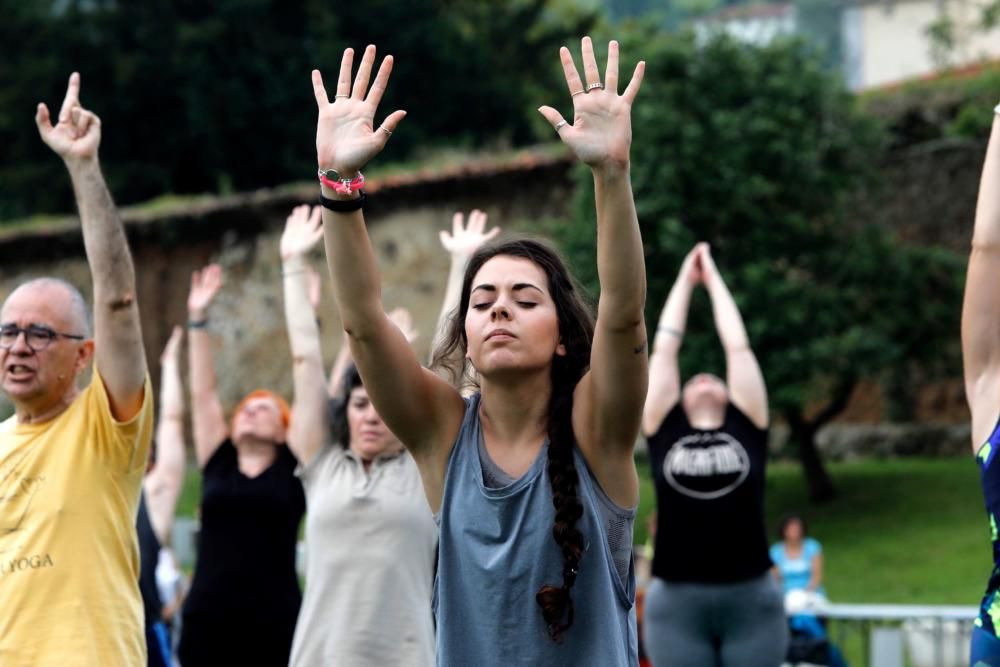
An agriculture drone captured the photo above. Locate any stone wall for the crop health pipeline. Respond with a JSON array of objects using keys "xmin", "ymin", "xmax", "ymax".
[{"xmin": 0, "ymin": 152, "xmax": 577, "ymax": 417}]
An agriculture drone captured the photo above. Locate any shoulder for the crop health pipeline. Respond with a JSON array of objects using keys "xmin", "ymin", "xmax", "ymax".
[
  {"xmin": 805, "ymin": 537, "xmax": 822, "ymax": 555},
  {"xmin": 769, "ymin": 543, "xmax": 785, "ymax": 561},
  {"xmin": 203, "ymin": 439, "xmax": 236, "ymax": 476},
  {"xmin": 726, "ymin": 402, "xmax": 767, "ymax": 434},
  {"xmin": 646, "ymin": 402, "xmax": 688, "ymax": 441}
]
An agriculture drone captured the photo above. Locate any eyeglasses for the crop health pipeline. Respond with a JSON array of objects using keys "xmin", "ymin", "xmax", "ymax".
[{"xmin": 0, "ymin": 324, "xmax": 85, "ymax": 352}]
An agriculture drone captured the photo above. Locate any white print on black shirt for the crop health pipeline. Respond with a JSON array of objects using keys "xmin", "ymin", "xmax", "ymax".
[{"xmin": 663, "ymin": 431, "xmax": 750, "ymax": 500}]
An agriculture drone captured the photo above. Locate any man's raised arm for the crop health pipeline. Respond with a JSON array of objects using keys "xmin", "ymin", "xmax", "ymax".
[{"xmin": 36, "ymin": 73, "xmax": 146, "ymax": 420}]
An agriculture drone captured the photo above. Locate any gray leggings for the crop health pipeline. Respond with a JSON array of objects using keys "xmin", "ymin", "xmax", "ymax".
[{"xmin": 643, "ymin": 573, "xmax": 789, "ymax": 667}]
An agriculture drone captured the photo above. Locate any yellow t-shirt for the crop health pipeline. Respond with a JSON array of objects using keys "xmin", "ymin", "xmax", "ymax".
[{"xmin": 0, "ymin": 371, "xmax": 153, "ymax": 666}]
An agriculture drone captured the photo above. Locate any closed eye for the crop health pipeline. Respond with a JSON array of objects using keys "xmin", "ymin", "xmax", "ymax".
[
  {"xmin": 471, "ymin": 303, "xmax": 492, "ymax": 311},
  {"xmin": 516, "ymin": 302, "xmax": 537, "ymax": 308}
]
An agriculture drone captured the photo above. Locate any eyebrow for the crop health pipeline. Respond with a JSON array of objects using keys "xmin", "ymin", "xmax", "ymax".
[{"xmin": 471, "ymin": 283, "xmax": 545, "ymax": 296}]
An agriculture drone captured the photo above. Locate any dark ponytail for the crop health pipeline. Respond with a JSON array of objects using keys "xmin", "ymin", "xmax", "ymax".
[{"xmin": 431, "ymin": 237, "xmax": 595, "ymax": 642}]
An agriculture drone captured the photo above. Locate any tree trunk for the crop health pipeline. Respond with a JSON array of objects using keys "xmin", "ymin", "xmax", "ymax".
[
  {"xmin": 786, "ymin": 413, "xmax": 837, "ymax": 503},
  {"xmin": 783, "ymin": 376, "xmax": 857, "ymax": 504}
]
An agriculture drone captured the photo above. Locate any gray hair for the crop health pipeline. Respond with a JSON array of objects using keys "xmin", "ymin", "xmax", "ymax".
[{"xmin": 3, "ymin": 278, "xmax": 92, "ymax": 337}]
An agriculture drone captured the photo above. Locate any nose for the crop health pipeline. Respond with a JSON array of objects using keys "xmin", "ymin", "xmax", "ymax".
[
  {"xmin": 9, "ymin": 330, "xmax": 33, "ymax": 355},
  {"xmin": 490, "ymin": 304, "xmax": 511, "ymax": 321}
]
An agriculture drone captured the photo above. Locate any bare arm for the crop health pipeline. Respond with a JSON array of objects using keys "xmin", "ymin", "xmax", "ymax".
[
  {"xmin": 36, "ymin": 73, "xmax": 146, "ymax": 420},
  {"xmin": 187, "ymin": 266, "xmax": 228, "ymax": 468},
  {"xmin": 963, "ymin": 110, "xmax": 1000, "ymax": 449},
  {"xmin": 538, "ymin": 38, "xmax": 648, "ymax": 508},
  {"xmin": 643, "ymin": 246, "xmax": 702, "ymax": 436},
  {"xmin": 281, "ymin": 206, "xmax": 330, "ymax": 465},
  {"xmin": 700, "ymin": 247, "xmax": 768, "ymax": 428},
  {"xmin": 313, "ymin": 47, "xmax": 465, "ymax": 509},
  {"xmin": 431, "ymin": 210, "xmax": 500, "ymax": 377},
  {"xmin": 808, "ymin": 552, "xmax": 824, "ymax": 591},
  {"xmin": 144, "ymin": 327, "xmax": 186, "ymax": 546}
]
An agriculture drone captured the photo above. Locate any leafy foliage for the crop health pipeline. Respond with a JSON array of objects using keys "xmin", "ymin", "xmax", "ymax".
[
  {"xmin": 558, "ymin": 31, "xmax": 963, "ymax": 429},
  {"xmin": 0, "ymin": 0, "xmax": 596, "ymax": 219}
]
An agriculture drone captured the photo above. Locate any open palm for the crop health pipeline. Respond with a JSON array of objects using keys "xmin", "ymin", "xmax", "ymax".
[
  {"xmin": 188, "ymin": 265, "xmax": 223, "ymax": 317},
  {"xmin": 313, "ymin": 46, "xmax": 407, "ymax": 175},
  {"xmin": 538, "ymin": 38, "xmax": 645, "ymax": 169},
  {"xmin": 281, "ymin": 205, "xmax": 324, "ymax": 260}
]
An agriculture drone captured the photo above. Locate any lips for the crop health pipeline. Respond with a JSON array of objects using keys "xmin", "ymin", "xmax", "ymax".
[
  {"xmin": 486, "ymin": 328, "xmax": 516, "ymax": 341},
  {"xmin": 4, "ymin": 364, "xmax": 36, "ymax": 382}
]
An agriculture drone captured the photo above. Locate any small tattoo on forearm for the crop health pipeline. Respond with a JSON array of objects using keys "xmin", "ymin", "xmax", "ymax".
[{"xmin": 633, "ymin": 339, "xmax": 647, "ymax": 355}]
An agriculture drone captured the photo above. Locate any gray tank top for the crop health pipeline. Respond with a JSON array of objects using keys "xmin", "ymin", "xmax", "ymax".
[{"xmin": 434, "ymin": 394, "xmax": 638, "ymax": 666}]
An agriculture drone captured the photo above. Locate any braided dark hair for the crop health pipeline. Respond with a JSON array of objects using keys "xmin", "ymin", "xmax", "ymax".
[{"xmin": 430, "ymin": 238, "xmax": 594, "ymax": 641}]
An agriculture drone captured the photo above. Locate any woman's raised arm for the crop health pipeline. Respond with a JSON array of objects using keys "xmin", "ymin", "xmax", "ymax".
[
  {"xmin": 312, "ymin": 46, "xmax": 465, "ymax": 502},
  {"xmin": 963, "ymin": 109, "xmax": 1000, "ymax": 449},
  {"xmin": 538, "ymin": 37, "xmax": 647, "ymax": 508},
  {"xmin": 643, "ymin": 245, "xmax": 702, "ymax": 436}
]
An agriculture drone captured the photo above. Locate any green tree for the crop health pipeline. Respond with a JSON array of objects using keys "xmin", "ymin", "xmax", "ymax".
[{"xmin": 557, "ymin": 31, "xmax": 964, "ymax": 501}]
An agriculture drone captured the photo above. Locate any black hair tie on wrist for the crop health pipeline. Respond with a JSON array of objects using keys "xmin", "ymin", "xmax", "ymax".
[{"xmin": 319, "ymin": 190, "xmax": 366, "ymax": 213}]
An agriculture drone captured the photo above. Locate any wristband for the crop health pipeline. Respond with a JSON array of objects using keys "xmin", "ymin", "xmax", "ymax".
[
  {"xmin": 188, "ymin": 319, "xmax": 208, "ymax": 329},
  {"xmin": 319, "ymin": 190, "xmax": 366, "ymax": 213},
  {"xmin": 318, "ymin": 168, "xmax": 365, "ymax": 195}
]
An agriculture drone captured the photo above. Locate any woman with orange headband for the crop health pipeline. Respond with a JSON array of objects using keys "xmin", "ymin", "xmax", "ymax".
[{"xmin": 176, "ymin": 264, "xmax": 306, "ymax": 667}]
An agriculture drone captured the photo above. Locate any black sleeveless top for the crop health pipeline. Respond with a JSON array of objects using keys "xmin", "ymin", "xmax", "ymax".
[
  {"xmin": 646, "ymin": 403, "xmax": 772, "ymax": 583},
  {"xmin": 136, "ymin": 490, "xmax": 162, "ymax": 626},
  {"xmin": 182, "ymin": 441, "xmax": 305, "ymax": 616}
]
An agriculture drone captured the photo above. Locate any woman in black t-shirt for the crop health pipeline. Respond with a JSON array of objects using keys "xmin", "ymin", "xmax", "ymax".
[
  {"xmin": 642, "ymin": 244, "xmax": 787, "ymax": 667},
  {"xmin": 177, "ymin": 264, "xmax": 306, "ymax": 667}
]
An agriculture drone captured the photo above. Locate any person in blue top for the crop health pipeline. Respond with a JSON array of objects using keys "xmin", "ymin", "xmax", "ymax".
[
  {"xmin": 771, "ymin": 514, "xmax": 824, "ymax": 597},
  {"xmin": 312, "ymin": 37, "xmax": 648, "ymax": 665},
  {"xmin": 963, "ymin": 98, "xmax": 1000, "ymax": 667}
]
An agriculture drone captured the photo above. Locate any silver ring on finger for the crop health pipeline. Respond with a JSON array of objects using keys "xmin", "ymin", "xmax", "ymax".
[
  {"xmin": 554, "ymin": 120, "xmax": 568, "ymax": 132},
  {"xmin": 379, "ymin": 126, "xmax": 392, "ymax": 136},
  {"xmin": 571, "ymin": 89, "xmax": 585, "ymax": 97},
  {"xmin": 335, "ymin": 94, "xmax": 349, "ymax": 99},
  {"xmin": 587, "ymin": 82, "xmax": 603, "ymax": 92}
]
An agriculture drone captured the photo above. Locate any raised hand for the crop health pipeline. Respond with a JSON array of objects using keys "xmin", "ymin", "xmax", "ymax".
[
  {"xmin": 538, "ymin": 37, "xmax": 645, "ymax": 170},
  {"xmin": 281, "ymin": 205, "xmax": 324, "ymax": 260},
  {"xmin": 188, "ymin": 264, "xmax": 223, "ymax": 321},
  {"xmin": 160, "ymin": 326, "xmax": 184, "ymax": 366},
  {"xmin": 35, "ymin": 72, "xmax": 102, "ymax": 163},
  {"xmin": 313, "ymin": 45, "xmax": 407, "ymax": 176},
  {"xmin": 387, "ymin": 307, "xmax": 419, "ymax": 344},
  {"xmin": 697, "ymin": 243, "xmax": 721, "ymax": 287},
  {"xmin": 679, "ymin": 244, "xmax": 705, "ymax": 287},
  {"xmin": 439, "ymin": 209, "xmax": 500, "ymax": 261}
]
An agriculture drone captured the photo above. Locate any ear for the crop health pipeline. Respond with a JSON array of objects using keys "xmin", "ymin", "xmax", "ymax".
[
  {"xmin": 555, "ymin": 341, "xmax": 567, "ymax": 357},
  {"xmin": 75, "ymin": 339, "xmax": 95, "ymax": 375}
]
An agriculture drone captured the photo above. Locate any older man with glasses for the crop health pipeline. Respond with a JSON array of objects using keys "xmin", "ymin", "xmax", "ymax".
[{"xmin": 0, "ymin": 73, "xmax": 153, "ymax": 666}]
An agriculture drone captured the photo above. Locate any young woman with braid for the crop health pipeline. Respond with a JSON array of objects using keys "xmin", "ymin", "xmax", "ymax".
[
  {"xmin": 312, "ymin": 37, "xmax": 647, "ymax": 664},
  {"xmin": 963, "ymin": 99, "xmax": 1000, "ymax": 666},
  {"xmin": 177, "ymin": 264, "xmax": 305, "ymax": 667},
  {"xmin": 280, "ymin": 204, "xmax": 498, "ymax": 666},
  {"xmin": 642, "ymin": 243, "xmax": 787, "ymax": 667}
]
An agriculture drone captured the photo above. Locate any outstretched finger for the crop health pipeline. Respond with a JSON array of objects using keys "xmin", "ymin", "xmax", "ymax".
[
  {"xmin": 483, "ymin": 226, "xmax": 500, "ymax": 243},
  {"xmin": 452, "ymin": 212, "xmax": 463, "ymax": 237},
  {"xmin": 559, "ymin": 47, "xmax": 585, "ymax": 98},
  {"xmin": 352, "ymin": 45, "xmax": 376, "ymax": 100},
  {"xmin": 379, "ymin": 109, "xmax": 406, "ymax": 134},
  {"xmin": 58, "ymin": 72, "xmax": 80, "ymax": 123},
  {"xmin": 35, "ymin": 103, "xmax": 53, "ymax": 134},
  {"xmin": 311, "ymin": 70, "xmax": 329, "ymax": 107},
  {"xmin": 366, "ymin": 55, "xmax": 395, "ymax": 108},
  {"xmin": 468, "ymin": 210, "xmax": 486, "ymax": 233},
  {"xmin": 336, "ymin": 48, "xmax": 354, "ymax": 98},
  {"xmin": 622, "ymin": 61, "xmax": 646, "ymax": 105},
  {"xmin": 580, "ymin": 36, "xmax": 601, "ymax": 87},
  {"xmin": 538, "ymin": 105, "xmax": 569, "ymax": 134},
  {"xmin": 605, "ymin": 40, "xmax": 620, "ymax": 95},
  {"xmin": 308, "ymin": 205, "xmax": 322, "ymax": 229}
]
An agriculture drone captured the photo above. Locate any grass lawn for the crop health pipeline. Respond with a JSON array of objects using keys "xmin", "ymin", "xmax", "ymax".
[{"xmin": 179, "ymin": 456, "xmax": 990, "ymax": 605}]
